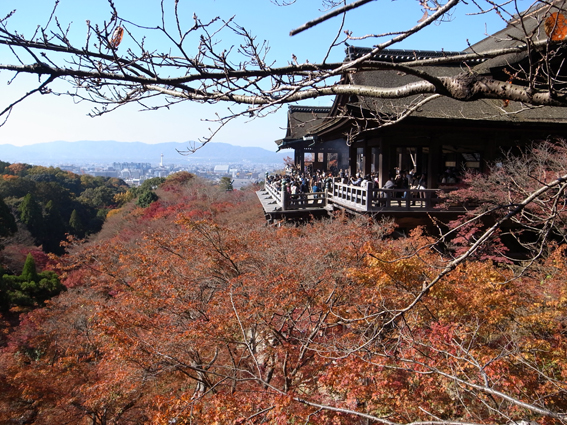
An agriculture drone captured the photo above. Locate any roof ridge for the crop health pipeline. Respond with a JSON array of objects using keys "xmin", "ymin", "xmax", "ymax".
[
  {"xmin": 288, "ymin": 105, "xmax": 332, "ymax": 113},
  {"xmin": 345, "ymin": 46, "xmax": 464, "ymax": 62}
]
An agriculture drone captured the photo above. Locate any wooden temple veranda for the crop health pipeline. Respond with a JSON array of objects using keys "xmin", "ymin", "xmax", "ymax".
[
  {"xmin": 257, "ymin": 180, "xmax": 465, "ymax": 227},
  {"xmin": 258, "ymin": 2, "xmax": 567, "ymax": 226}
]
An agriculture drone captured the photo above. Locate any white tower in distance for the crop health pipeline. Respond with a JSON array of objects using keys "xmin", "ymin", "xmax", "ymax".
[{"xmin": 160, "ymin": 153, "xmax": 164, "ymax": 167}]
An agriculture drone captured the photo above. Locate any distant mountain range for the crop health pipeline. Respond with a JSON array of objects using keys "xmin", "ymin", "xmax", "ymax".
[{"xmin": 0, "ymin": 140, "xmax": 288, "ymax": 165}]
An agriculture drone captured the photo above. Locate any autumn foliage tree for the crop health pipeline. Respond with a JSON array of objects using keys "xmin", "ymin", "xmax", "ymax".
[
  {"xmin": 1, "ymin": 174, "xmax": 567, "ymax": 424},
  {"xmin": 445, "ymin": 138, "xmax": 567, "ymax": 264}
]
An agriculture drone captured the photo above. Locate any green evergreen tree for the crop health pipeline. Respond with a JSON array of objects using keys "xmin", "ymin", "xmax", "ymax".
[
  {"xmin": 0, "ymin": 196, "xmax": 17, "ymax": 238},
  {"xmin": 42, "ymin": 200, "xmax": 66, "ymax": 254},
  {"xmin": 0, "ymin": 271, "xmax": 9, "ymax": 312},
  {"xmin": 2, "ymin": 254, "xmax": 65, "ymax": 309},
  {"xmin": 0, "ymin": 160, "xmax": 9, "ymax": 174},
  {"xmin": 69, "ymin": 209, "xmax": 84, "ymax": 237},
  {"xmin": 19, "ymin": 192, "xmax": 43, "ymax": 239},
  {"xmin": 21, "ymin": 253, "xmax": 39, "ymax": 282},
  {"xmin": 138, "ymin": 177, "xmax": 166, "ymax": 192},
  {"xmin": 136, "ymin": 190, "xmax": 159, "ymax": 208}
]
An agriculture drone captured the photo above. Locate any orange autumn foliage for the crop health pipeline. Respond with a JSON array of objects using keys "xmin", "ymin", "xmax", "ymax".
[
  {"xmin": 5, "ymin": 163, "xmax": 28, "ymax": 176},
  {"xmin": 545, "ymin": 12, "xmax": 567, "ymax": 40},
  {"xmin": 1, "ymin": 178, "xmax": 567, "ymax": 424}
]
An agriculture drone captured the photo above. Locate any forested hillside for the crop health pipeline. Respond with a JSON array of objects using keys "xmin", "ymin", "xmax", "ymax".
[
  {"xmin": 1, "ymin": 162, "xmax": 566, "ymax": 424},
  {"xmin": 0, "ymin": 161, "xmax": 130, "ymax": 257},
  {"xmin": 0, "ymin": 165, "xmax": 200, "ymax": 318}
]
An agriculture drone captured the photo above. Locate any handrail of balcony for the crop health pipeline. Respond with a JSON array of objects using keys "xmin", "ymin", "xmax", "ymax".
[
  {"xmin": 330, "ymin": 181, "xmax": 455, "ymax": 212},
  {"xmin": 264, "ymin": 180, "xmax": 327, "ymax": 211},
  {"xmin": 264, "ymin": 179, "xmax": 459, "ymax": 213},
  {"xmin": 264, "ymin": 180, "xmax": 283, "ymax": 204}
]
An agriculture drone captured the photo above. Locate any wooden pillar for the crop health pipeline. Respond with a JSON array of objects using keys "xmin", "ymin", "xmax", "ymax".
[
  {"xmin": 428, "ymin": 139, "xmax": 441, "ymax": 189},
  {"xmin": 416, "ymin": 146, "xmax": 423, "ymax": 175},
  {"xmin": 363, "ymin": 144, "xmax": 372, "ymax": 177},
  {"xmin": 388, "ymin": 141, "xmax": 397, "ymax": 176},
  {"xmin": 312, "ymin": 150, "xmax": 319, "ymax": 172},
  {"xmin": 349, "ymin": 145, "xmax": 357, "ymax": 177},
  {"xmin": 295, "ymin": 147, "xmax": 305, "ymax": 174},
  {"xmin": 371, "ymin": 142, "xmax": 381, "ymax": 175},
  {"xmin": 379, "ymin": 139, "xmax": 389, "ymax": 187}
]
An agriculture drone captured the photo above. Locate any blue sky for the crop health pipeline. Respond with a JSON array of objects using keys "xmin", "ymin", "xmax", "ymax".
[{"xmin": 0, "ymin": 0, "xmax": 520, "ymax": 151}]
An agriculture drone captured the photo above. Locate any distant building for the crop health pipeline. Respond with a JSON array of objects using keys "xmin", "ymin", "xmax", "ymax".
[
  {"xmin": 91, "ymin": 170, "xmax": 119, "ymax": 178},
  {"xmin": 113, "ymin": 162, "xmax": 152, "ymax": 173},
  {"xmin": 214, "ymin": 165, "xmax": 230, "ymax": 174}
]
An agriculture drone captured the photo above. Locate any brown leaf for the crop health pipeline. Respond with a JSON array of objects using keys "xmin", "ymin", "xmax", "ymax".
[
  {"xmin": 544, "ymin": 12, "xmax": 567, "ymax": 40},
  {"xmin": 110, "ymin": 26, "xmax": 124, "ymax": 49}
]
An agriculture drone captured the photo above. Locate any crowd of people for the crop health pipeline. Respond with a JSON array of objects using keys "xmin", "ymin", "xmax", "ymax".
[
  {"xmin": 263, "ymin": 164, "xmax": 470, "ymax": 212},
  {"xmin": 266, "ymin": 169, "xmax": 334, "ymax": 196},
  {"xmin": 266, "ymin": 166, "xmax": 429, "ymax": 197}
]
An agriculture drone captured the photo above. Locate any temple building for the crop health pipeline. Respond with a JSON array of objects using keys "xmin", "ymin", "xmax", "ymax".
[{"xmin": 276, "ymin": 2, "xmax": 567, "ymax": 190}]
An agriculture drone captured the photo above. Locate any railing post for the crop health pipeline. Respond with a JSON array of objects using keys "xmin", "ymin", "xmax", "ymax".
[
  {"xmin": 366, "ymin": 182, "xmax": 373, "ymax": 211},
  {"xmin": 281, "ymin": 184, "xmax": 287, "ymax": 211}
]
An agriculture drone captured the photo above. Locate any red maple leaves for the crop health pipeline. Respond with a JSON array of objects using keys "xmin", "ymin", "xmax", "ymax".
[{"xmin": 2, "ymin": 175, "xmax": 567, "ymax": 423}]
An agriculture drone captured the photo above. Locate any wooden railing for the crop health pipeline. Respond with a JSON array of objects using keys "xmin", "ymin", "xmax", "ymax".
[
  {"xmin": 330, "ymin": 181, "xmax": 448, "ymax": 212},
  {"xmin": 330, "ymin": 181, "xmax": 373, "ymax": 211},
  {"xmin": 286, "ymin": 192, "xmax": 327, "ymax": 210},
  {"xmin": 264, "ymin": 180, "xmax": 283, "ymax": 204},
  {"xmin": 265, "ymin": 179, "xmax": 455, "ymax": 213},
  {"xmin": 370, "ymin": 187, "xmax": 444, "ymax": 211},
  {"xmin": 265, "ymin": 180, "xmax": 327, "ymax": 211}
]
